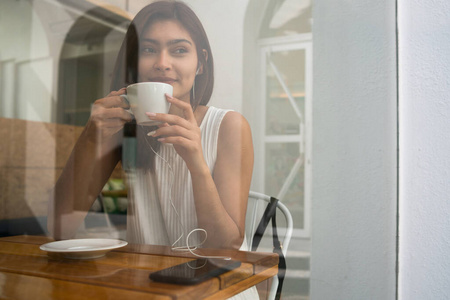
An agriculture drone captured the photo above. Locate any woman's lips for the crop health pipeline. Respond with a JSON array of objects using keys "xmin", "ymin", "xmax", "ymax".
[{"xmin": 149, "ymin": 77, "xmax": 176, "ymax": 84}]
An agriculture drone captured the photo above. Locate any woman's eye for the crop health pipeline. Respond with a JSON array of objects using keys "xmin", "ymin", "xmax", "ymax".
[
  {"xmin": 174, "ymin": 48, "xmax": 188, "ymax": 54},
  {"xmin": 141, "ymin": 47, "xmax": 156, "ymax": 53}
]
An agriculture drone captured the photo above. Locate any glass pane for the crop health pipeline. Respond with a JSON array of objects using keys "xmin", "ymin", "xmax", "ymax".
[
  {"xmin": 264, "ymin": 142, "xmax": 305, "ymax": 229},
  {"xmin": 265, "ymin": 49, "xmax": 306, "ymax": 135}
]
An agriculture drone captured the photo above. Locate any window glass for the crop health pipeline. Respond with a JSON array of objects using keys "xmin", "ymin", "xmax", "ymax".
[{"xmin": 0, "ymin": 0, "xmax": 311, "ymax": 299}]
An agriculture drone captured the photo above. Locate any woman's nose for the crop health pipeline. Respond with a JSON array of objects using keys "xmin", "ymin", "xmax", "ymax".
[{"xmin": 154, "ymin": 52, "xmax": 171, "ymax": 71}]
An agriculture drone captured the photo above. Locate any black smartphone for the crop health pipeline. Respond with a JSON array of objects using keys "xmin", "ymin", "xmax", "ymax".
[{"xmin": 149, "ymin": 258, "xmax": 241, "ymax": 285}]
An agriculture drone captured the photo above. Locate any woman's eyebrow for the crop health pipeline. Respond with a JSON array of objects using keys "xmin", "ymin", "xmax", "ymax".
[
  {"xmin": 167, "ymin": 39, "xmax": 192, "ymax": 46},
  {"xmin": 141, "ymin": 38, "xmax": 192, "ymax": 46}
]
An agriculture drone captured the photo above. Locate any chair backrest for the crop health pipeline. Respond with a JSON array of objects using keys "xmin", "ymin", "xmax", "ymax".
[
  {"xmin": 245, "ymin": 191, "xmax": 293, "ymax": 300},
  {"xmin": 246, "ymin": 191, "xmax": 293, "ymax": 257}
]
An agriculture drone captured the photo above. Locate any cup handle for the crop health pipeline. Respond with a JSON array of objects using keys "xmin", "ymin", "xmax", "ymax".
[
  {"xmin": 120, "ymin": 94, "xmax": 129, "ymax": 105},
  {"xmin": 120, "ymin": 94, "xmax": 133, "ymax": 115}
]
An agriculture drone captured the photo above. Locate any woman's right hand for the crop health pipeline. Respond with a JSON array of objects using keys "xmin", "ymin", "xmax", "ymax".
[{"xmin": 85, "ymin": 88, "xmax": 133, "ymax": 142}]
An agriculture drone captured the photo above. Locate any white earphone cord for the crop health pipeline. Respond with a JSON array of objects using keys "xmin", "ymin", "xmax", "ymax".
[{"xmin": 142, "ymin": 126, "xmax": 230, "ymax": 260}]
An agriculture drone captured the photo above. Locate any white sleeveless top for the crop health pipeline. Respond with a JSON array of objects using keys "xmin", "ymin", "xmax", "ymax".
[{"xmin": 127, "ymin": 106, "xmax": 249, "ymax": 249}]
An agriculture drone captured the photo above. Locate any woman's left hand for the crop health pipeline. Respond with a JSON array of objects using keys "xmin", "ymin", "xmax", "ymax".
[{"xmin": 146, "ymin": 94, "xmax": 206, "ymax": 174}]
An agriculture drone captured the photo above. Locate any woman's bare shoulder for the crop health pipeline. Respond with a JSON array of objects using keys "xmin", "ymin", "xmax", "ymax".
[
  {"xmin": 222, "ymin": 110, "xmax": 249, "ymax": 127},
  {"xmin": 218, "ymin": 111, "xmax": 252, "ymax": 148}
]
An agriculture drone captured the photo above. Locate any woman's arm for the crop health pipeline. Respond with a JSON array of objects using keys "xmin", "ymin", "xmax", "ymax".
[
  {"xmin": 194, "ymin": 111, "xmax": 254, "ymax": 249},
  {"xmin": 148, "ymin": 96, "xmax": 253, "ymax": 249},
  {"xmin": 47, "ymin": 89, "xmax": 131, "ymax": 240}
]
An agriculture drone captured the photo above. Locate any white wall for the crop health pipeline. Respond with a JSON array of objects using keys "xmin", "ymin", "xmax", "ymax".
[
  {"xmin": 398, "ymin": 1, "xmax": 450, "ymax": 299},
  {"xmin": 310, "ymin": 0, "xmax": 397, "ymax": 299},
  {"xmin": 182, "ymin": 0, "xmax": 248, "ymax": 112}
]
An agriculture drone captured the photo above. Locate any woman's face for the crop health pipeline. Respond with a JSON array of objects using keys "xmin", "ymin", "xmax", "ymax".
[{"xmin": 138, "ymin": 20, "xmax": 199, "ymax": 103}]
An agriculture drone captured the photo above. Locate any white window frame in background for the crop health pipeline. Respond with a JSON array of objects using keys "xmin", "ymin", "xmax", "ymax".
[{"xmin": 258, "ymin": 33, "xmax": 312, "ymax": 238}]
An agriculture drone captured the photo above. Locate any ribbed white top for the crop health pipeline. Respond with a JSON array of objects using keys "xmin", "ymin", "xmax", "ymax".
[{"xmin": 127, "ymin": 106, "xmax": 235, "ymax": 247}]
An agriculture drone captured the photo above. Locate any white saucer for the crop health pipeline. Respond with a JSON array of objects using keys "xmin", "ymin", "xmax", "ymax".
[{"xmin": 40, "ymin": 239, "xmax": 128, "ymax": 259}]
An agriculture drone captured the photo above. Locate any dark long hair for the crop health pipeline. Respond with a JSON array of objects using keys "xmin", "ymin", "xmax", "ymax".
[
  {"xmin": 110, "ymin": 0, "xmax": 214, "ymax": 108},
  {"xmin": 113, "ymin": 1, "xmax": 214, "ymax": 170}
]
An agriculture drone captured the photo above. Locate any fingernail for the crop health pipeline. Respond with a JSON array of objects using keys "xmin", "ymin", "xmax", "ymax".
[
  {"xmin": 165, "ymin": 94, "xmax": 173, "ymax": 99},
  {"xmin": 147, "ymin": 130, "xmax": 156, "ymax": 136},
  {"xmin": 157, "ymin": 138, "xmax": 165, "ymax": 142},
  {"xmin": 146, "ymin": 112, "xmax": 156, "ymax": 117}
]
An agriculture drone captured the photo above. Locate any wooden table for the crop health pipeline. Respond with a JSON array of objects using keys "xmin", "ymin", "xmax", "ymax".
[{"xmin": 0, "ymin": 235, "xmax": 278, "ymax": 299}]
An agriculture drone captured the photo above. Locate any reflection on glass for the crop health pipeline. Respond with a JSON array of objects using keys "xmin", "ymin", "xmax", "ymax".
[{"xmin": 57, "ymin": 15, "xmax": 126, "ymax": 126}]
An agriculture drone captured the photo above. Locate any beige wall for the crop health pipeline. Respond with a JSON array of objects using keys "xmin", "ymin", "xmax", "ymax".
[{"xmin": 0, "ymin": 118, "xmax": 84, "ymax": 219}]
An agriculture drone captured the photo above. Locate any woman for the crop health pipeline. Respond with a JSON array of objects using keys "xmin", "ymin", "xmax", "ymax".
[{"xmin": 48, "ymin": 1, "xmax": 254, "ymax": 252}]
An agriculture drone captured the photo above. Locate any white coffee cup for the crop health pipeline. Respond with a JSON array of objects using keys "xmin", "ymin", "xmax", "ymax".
[{"xmin": 124, "ymin": 82, "xmax": 173, "ymax": 125}]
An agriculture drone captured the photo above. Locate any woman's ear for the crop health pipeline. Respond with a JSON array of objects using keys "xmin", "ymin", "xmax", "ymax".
[
  {"xmin": 202, "ymin": 49, "xmax": 208, "ymax": 63},
  {"xmin": 197, "ymin": 49, "xmax": 208, "ymax": 75}
]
